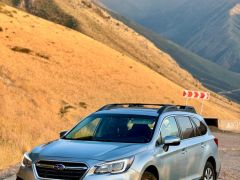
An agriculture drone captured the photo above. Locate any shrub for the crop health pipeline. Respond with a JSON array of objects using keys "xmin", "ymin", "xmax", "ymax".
[
  {"xmin": 94, "ymin": 8, "xmax": 110, "ymax": 19},
  {"xmin": 11, "ymin": 46, "xmax": 32, "ymax": 54},
  {"xmin": 0, "ymin": 26, "xmax": 3, "ymax": 32},
  {"xmin": 59, "ymin": 105, "xmax": 75, "ymax": 118},
  {"xmin": 36, "ymin": 52, "xmax": 49, "ymax": 60},
  {"xmin": 79, "ymin": 102, "xmax": 87, "ymax": 109},
  {"xmin": 82, "ymin": 0, "xmax": 92, "ymax": 8}
]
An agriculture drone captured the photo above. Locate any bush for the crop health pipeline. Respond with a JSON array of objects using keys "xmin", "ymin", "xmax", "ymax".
[
  {"xmin": 11, "ymin": 46, "xmax": 32, "ymax": 54},
  {"xmin": 79, "ymin": 102, "xmax": 87, "ymax": 109},
  {"xmin": 36, "ymin": 52, "xmax": 49, "ymax": 60},
  {"xmin": 0, "ymin": 26, "xmax": 3, "ymax": 32},
  {"xmin": 82, "ymin": 0, "xmax": 92, "ymax": 8},
  {"xmin": 59, "ymin": 105, "xmax": 75, "ymax": 118}
]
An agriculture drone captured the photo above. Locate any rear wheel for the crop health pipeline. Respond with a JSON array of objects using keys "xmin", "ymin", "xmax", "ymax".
[
  {"xmin": 141, "ymin": 171, "xmax": 157, "ymax": 180},
  {"xmin": 202, "ymin": 162, "xmax": 216, "ymax": 180}
]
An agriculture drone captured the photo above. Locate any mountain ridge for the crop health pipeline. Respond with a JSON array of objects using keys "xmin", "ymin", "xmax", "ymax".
[
  {"xmin": 100, "ymin": 0, "xmax": 240, "ymax": 73},
  {"xmin": 97, "ymin": 3, "xmax": 240, "ymax": 103}
]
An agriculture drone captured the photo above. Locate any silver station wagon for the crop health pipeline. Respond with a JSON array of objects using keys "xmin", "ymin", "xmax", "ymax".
[{"xmin": 17, "ymin": 104, "xmax": 220, "ymax": 180}]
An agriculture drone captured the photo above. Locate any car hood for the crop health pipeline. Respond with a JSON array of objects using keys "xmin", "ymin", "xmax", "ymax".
[{"xmin": 31, "ymin": 139, "xmax": 148, "ymax": 161}]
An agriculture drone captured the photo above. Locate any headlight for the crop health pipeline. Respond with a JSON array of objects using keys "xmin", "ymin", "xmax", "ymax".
[
  {"xmin": 21, "ymin": 153, "xmax": 32, "ymax": 167},
  {"xmin": 94, "ymin": 157, "xmax": 134, "ymax": 174}
]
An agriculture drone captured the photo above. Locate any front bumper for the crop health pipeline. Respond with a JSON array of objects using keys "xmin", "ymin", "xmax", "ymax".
[{"xmin": 17, "ymin": 165, "xmax": 140, "ymax": 180}]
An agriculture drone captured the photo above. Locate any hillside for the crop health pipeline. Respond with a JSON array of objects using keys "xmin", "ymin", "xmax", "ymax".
[
  {"xmin": 97, "ymin": 0, "xmax": 240, "ymax": 103},
  {"xmin": 1, "ymin": 0, "xmax": 212, "ymax": 93},
  {"xmin": 101, "ymin": 0, "xmax": 240, "ymax": 73},
  {"xmin": 0, "ymin": 2, "xmax": 239, "ymax": 169},
  {"xmin": 3, "ymin": 0, "xmax": 240, "ymax": 103},
  {"xmin": 107, "ymin": 13, "xmax": 240, "ymax": 102}
]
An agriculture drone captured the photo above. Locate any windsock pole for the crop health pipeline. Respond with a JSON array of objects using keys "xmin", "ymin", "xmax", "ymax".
[{"xmin": 183, "ymin": 90, "xmax": 210, "ymax": 114}]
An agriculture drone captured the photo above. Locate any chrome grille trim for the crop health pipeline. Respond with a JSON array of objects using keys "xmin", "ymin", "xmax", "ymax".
[
  {"xmin": 35, "ymin": 162, "xmax": 88, "ymax": 170},
  {"xmin": 33, "ymin": 160, "xmax": 89, "ymax": 180}
]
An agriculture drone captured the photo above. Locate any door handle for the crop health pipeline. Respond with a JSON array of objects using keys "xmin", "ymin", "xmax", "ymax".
[
  {"xmin": 201, "ymin": 143, "xmax": 206, "ymax": 148},
  {"xmin": 181, "ymin": 148, "xmax": 187, "ymax": 154}
]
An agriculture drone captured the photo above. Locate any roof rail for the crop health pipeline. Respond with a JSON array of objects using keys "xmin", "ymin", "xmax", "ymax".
[
  {"xmin": 97, "ymin": 103, "xmax": 166, "ymax": 111},
  {"xmin": 158, "ymin": 105, "xmax": 196, "ymax": 114},
  {"xmin": 97, "ymin": 103, "xmax": 196, "ymax": 114}
]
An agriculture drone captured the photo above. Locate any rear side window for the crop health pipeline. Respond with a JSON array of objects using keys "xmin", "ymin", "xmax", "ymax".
[
  {"xmin": 161, "ymin": 117, "xmax": 180, "ymax": 141},
  {"xmin": 175, "ymin": 116, "xmax": 195, "ymax": 139},
  {"xmin": 191, "ymin": 117, "xmax": 207, "ymax": 136}
]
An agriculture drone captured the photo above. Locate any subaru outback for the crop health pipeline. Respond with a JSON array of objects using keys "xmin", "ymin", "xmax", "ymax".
[{"xmin": 17, "ymin": 104, "xmax": 220, "ymax": 180}]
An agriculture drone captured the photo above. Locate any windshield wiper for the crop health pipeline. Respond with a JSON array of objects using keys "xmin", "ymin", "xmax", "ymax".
[
  {"xmin": 64, "ymin": 136, "xmax": 93, "ymax": 141},
  {"xmin": 92, "ymin": 138, "xmax": 116, "ymax": 142}
]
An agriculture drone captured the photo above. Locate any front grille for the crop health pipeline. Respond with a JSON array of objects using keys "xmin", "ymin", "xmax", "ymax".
[{"xmin": 35, "ymin": 160, "xmax": 88, "ymax": 180}]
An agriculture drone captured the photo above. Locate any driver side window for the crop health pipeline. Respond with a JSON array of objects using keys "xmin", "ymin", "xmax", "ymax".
[{"xmin": 161, "ymin": 117, "xmax": 180, "ymax": 142}]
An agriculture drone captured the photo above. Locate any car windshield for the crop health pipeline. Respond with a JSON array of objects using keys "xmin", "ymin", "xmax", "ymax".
[{"xmin": 64, "ymin": 114, "xmax": 157, "ymax": 143}]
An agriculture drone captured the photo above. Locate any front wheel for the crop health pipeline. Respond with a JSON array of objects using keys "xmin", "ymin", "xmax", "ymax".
[
  {"xmin": 141, "ymin": 171, "xmax": 157, "ymax": 180},
  {"xmin": 202, "ymin": 162, "xmax": 216, "ymax": 180}
]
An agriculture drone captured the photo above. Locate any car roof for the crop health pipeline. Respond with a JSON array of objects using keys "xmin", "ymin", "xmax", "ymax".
[
  {"xmin": 94, "ymin": 104, "xmax": 198, "ymax": 118},
  {"xmin": 94, "ymin": 108, "xmax": 200, "ymax": 118},
  {"xmin": 94, "ymin": 108, "xmax": 160, "ymax": 117}
]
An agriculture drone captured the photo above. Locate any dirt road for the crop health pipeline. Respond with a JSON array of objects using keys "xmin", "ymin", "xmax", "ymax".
[{"xmin": 1, "ymin": 131, "xmax": 240, "ymax": 180}]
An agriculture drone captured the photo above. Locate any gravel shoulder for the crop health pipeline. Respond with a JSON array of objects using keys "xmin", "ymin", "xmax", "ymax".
[{"xmin": 213, "ymin": 131, "xmax": 240, "ymax": 180}]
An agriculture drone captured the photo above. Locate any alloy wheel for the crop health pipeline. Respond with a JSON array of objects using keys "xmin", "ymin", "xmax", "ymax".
[{"xmin": 204, "ymin": 167, "xmax": 214, "ymax": 180}]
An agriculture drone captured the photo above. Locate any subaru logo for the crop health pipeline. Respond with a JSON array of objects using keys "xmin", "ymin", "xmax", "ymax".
[{"xmin": 53, "ymin": 164, "xmax": 65, "ymax": 170}]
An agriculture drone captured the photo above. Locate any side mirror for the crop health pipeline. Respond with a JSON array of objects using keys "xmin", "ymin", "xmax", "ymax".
[
  {"xmin": 59, "ymin": 130, "xmax": 68, "ymax": 138},
  {"xmin": 164, "ymin": 136, "xmax": 181, "ymax": 146},
  {"xmin": 163, "ymin": 136, "xmax": 181, "ymax": 152}
]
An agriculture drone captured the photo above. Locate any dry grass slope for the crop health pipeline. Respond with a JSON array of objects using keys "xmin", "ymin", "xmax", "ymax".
[
  {"xmin": 0, "ymin": 4, "xmax": 239, "ymax": 169},
  {"xmin": 53, "ymin": 0, "xmax": 240, "ymax": 108},
  {"xmin": 55, "ymin": 0, "xmax": 199, "ymax": 88},
  {"xmin": 2, "ymin": 0, "xmax": 240, "ymax": 106},
  {"xmin": 2, "ymin": 0, "xmax": 208, "ymax": 91}
]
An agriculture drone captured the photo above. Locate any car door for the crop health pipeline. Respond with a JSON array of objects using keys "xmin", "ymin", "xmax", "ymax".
[
  {"xmin": 190, "ymin": 117, "xmax": 209, "ymax": 178},
  {"xmin": 175, "ymin": 116, "xmax": 203, "ymax": 179},
  {"xmin": 156, "ymin": 116, "xmax": 188, "ymax": 180}
]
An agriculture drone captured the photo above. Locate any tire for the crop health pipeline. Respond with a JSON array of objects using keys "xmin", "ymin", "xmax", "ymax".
[
  {"xmin": 141, "ymin": 171, "xmax": 157, "ymax": 180},
  {"xmin": 202, "ymin": 162, "xmax": 216, "ymax": 180}
]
